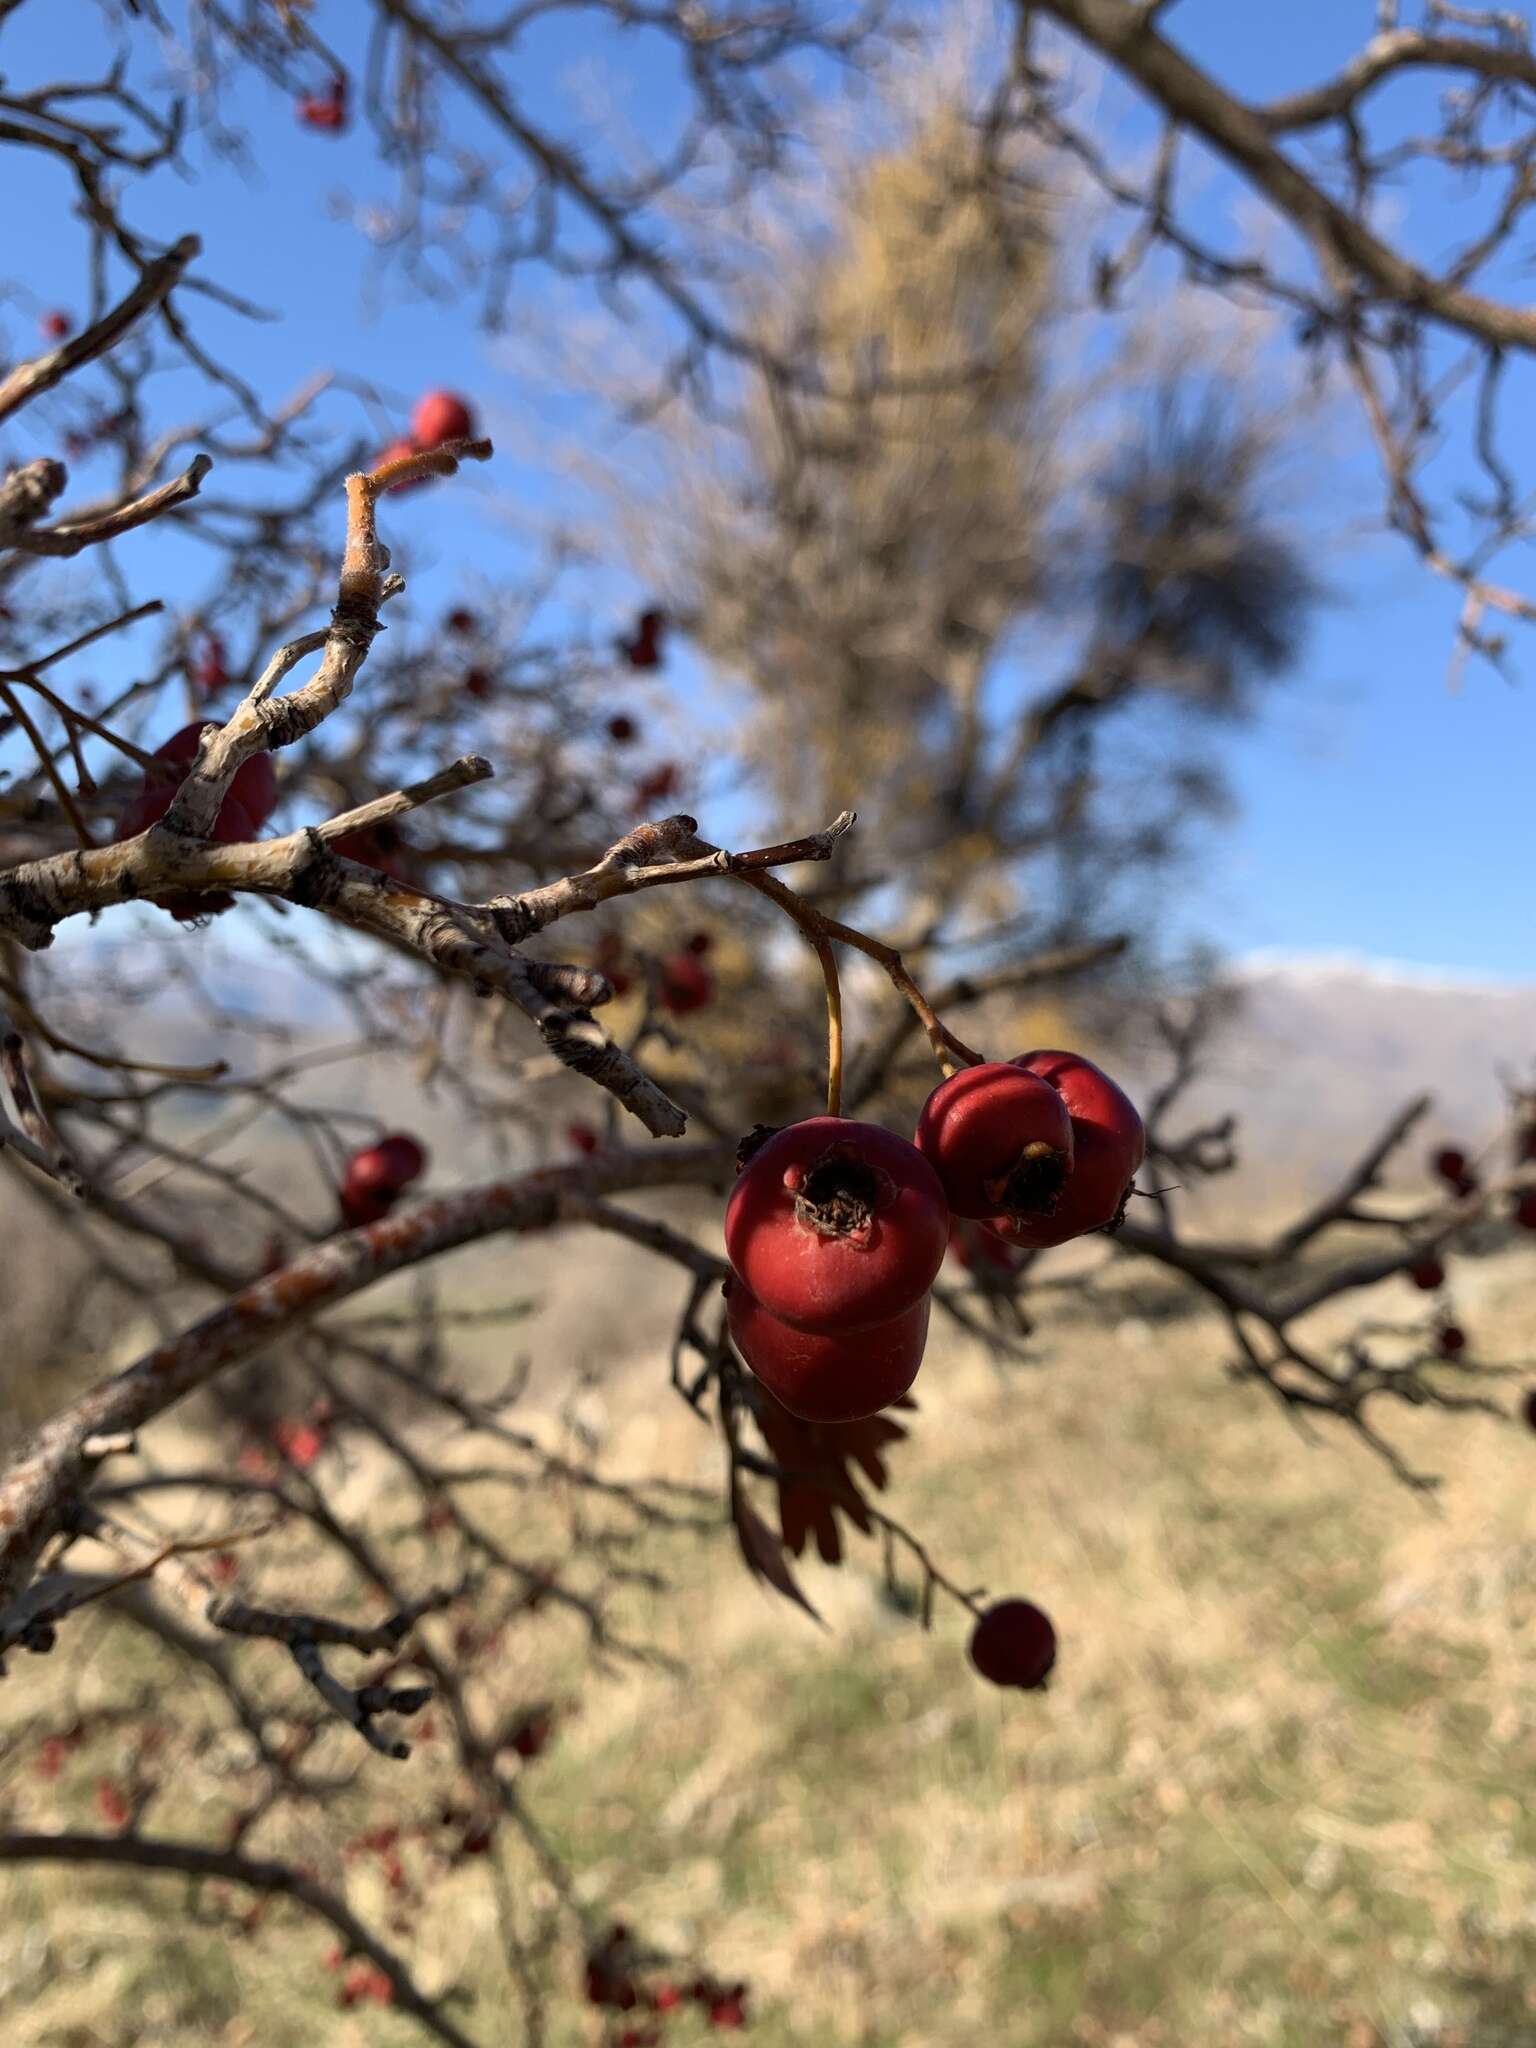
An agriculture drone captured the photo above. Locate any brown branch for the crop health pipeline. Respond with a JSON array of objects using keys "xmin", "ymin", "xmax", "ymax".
[
  {"xmin": 0, "ymin": 1833, "xmax": 477, "ymax": 2048},
  {"xmin": 1032, "ymin": 0, "xmax": 1536, "ymax": 352},
  {"xmin": 0, "ymin": 233, "xmax": 201, "ymax": 425}
]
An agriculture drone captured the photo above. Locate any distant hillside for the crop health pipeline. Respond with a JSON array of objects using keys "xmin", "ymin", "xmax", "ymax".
[{"xmin": 1127, "ymin": 953, "xmax": 1536, "ymax": 1216}]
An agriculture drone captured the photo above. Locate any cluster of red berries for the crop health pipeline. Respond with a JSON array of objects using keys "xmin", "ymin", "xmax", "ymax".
[
  {"xmin": 112, "ymin": 721, "xmax": 278, "ymax": 922},
  {"xmin": 297, "ymin": 75, "xmax": 348, "ymax": 133},
  {"xmin": 584, "ymin": 930, "xmax": 714, "ymax": 1015},
  {"xmin": 378, "ymin": 389, "xmax": 478, "ymax": 491},
  {"xmin": 723, "ymin": 1050, "xmax": 1143, "ymax": 1426},
  {"xmin": 339, "ymin": 1132, "xmax": 427, "ymax": 1227},
  {"xmin": 585, "ymin": 1924, "xmax": 747, "ymax": 2033}
]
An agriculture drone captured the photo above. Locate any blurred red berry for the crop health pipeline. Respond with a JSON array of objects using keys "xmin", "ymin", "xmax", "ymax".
[
  {"xmin": 446, "ymin": 606, "xmax": 477, "ymax": 634},
  {"xmin": 1513, "ymin": 1190, "xmax": 1536, "ymax": 1232},
  {"xmin": 658, "ymin": 952, "xmax": 714, "ymax": 1015},
  {"xmin": 968, "ymin": 1598, "xmax": 1057, "ymax": 1691},
  {"xmin": 1437, "ymin": 1324, "xmax": 1467, "ymax": 1358},
  {"xmin": 411, "ymin": 390, "xmax": 475, "ymax": 449},
  {"xmin": 297, "ymin": 77, "xmax": 347, "ymax": 131},
  {"xmin": 567, "ymin": 1121, "xmax": 599, "ymax": 1154},
  {"xmin": 607, "ymin": 713, "xmax": 637, "ymax": 743},
  {"xmin": 40, "ymin": 309, "xmax": 73, "ymax": 341},
  {"xmin": 634, "ymin": 763, "xmax": 680, "ymax": 809},
  {"xmin": 95, "ymin": 1778, "xmax": 130, "ymax": 1828},
  {"xmin": 1408, "ymin": 1255, "xmax": 1445, "ymax": 1291},
  {"xmin": 193, "ymin": 635, "xmax": 229, "ymax": 696},
  {"xmin": 464, "ymin": 666, "xmax": 493, "ymax": 701}
]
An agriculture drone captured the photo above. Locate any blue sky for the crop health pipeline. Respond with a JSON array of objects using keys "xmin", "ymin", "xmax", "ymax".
[{"xmin": 4, "ymin": 0, "xmax": 1533, "ymax": 982}]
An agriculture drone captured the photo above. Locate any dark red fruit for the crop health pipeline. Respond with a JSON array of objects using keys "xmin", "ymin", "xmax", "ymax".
[
  {"xmin": 1523, "ymin": 1387, "xmax": 1536, "ymax": 1432},
  {"xmin": 148, "ymin": 721, "xmax": 278, "ymax": 830},
  {"xmin": 411, "ymin": 390, "xmax": 475, "ymax": 449},
  {"xmin": 297, "ymin": 77, "xmax": 347, "ymax": 131},
  {"xmin": 727, "ymin": 1280, "xmax": 929, "ymax": 1423},
  {"xmin": 659, "ymin": 952, "xmax": 714, "ymax": 1015},
  {"xmin": 1514, "ymin": 1191, "xmax": 1536, "ymax": 1232},
  {"xmin": 634, "ymin": 763, "xmax": 679, "ymax": 809},
  {"xmin": 333, "ymin": 822, "xmax": 409, "ymax": 881},
  {"xmin": 985, "ymin": 1050, "xmax": 1144, "ymax": 1248},
  {"xmin": 968, "ymin": 1598, "xmax": 1057, "ymax": 1691},
  {"xmin": 1408, "ymin": 1255, "xmax": 1445, "ymax": 1291},
  {"xmin": 947, "ymin": 1216, "xmax": 1022, "ymax": 1274},
  {"xmin": 114, "ymin": 785, "xmax": 256, "ymax": 920},
  {"xmin": 193, "ymin": 635, "xmax": 228, "ymax": 696},
  {"xmin": 916, "ymin": 1062, "xmax": 1074, "ymax": 1222},
  {"xmin": 725, "ymin": 1116, "xmax": 949, "ymax": 1333},
  {"xmin": 346, "ymin": 1134, "xmax": 426, "ymax": 1197},
  {"xmin": 1431, "ymin": 1144, "xmax": 1478, "ymax": 1197},
  {"xmin": 464, "ymin": 666, "xmax": 493, "ymax": 701},
  {"xmin": 607, "ymin": 714, "xmax": 637, "ymax": 743},
  {"xmin": 684, "ymin": 930, "xmax": 713, "ymax": 957},
  {"xmin": 567, "ymin": 1121, "xmax": 599, "ymax": 1155},
  {"xmin": 1437, "ymin": 1324, "xmax": 1467, "ymax": 1358},
  {"xmin": 41, "ymin": 310, "xmax": 73, "ymax": 341},
  {"xmin": 446, "ymin": 607, "xmax": 477, "ymax": 634}
]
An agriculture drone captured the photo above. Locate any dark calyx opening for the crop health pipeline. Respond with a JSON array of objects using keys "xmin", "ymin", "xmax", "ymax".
[
  {"xmin": 792, "ymin": 1142, "xmax": 893, "ymax": 1242},
  {"xmin": 985, "ymin": 1140, "xmax": 1069, "ymax": 1220}
]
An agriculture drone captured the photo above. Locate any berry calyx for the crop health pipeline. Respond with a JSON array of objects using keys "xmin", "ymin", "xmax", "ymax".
[
  {"xmin": 968, "ymin": 1598, "xmax": 1057, "ymax": 1691},
  {"xmin": 724, "ymin": 1117, "xmax": 948, "ymax": 1333},
  {"xmin": 916, "ymin": 1061, "xmax": 1074, "ymax": 1222},
  {"xmin": 726, "ymin": 1277, "xmax": 929, "ymax": 1423},
  {"xmin": 986, "ymin": 1050, "xmax": 1144, "ymax": 1249}
]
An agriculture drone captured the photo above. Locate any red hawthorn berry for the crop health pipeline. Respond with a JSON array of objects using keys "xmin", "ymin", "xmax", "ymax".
[
  {"xmin": 684, "ymin": 930, "xmax": 713, "ymax": 957},
  {"xmin": 36, "ymin": 1735, "xmax": 68, "ymax": 1781},
  {"xmin": 1513, "ymin": 1190, "xmax": 1536, "ymax": 1232},
  {"xmin": 193, "ymin": 635, "xmax": 229, "ymax": 696},
  {"xmin": 147, "ymin": 720, "xmax": 278, "ymax": 830},
  {"xmin": 984, "ymin": 1050, "xmax": 1144, "ymax": 1249},
  {"xmin": 411, "ymin": 389, "xmax": 475, "ymax": 450},
  {"xmin": 651, "ymin": 1983, "xmax": 684, "ymax": 2012},
  {"xmin": 41, "ymin": 309, "xmax": 74, "ymax": 341},
  {"xmin": 1437, "ymin": 1324, "xmax": 1467, "ymax": 1358},
  {"xmin": 947, "ymin": 1215, "xmax": 1022, "ymax": 1275},
  {"xmin": 446, "ymin": 606, "xmax": 478, "ymax": 635},
  {"xmin": 506, "ymin": 1707, "xmax": 555, "ymax": 1759},
  {"xmin": 567, "ymin": 1121, "xmax": 600, "ymax": 1155},
  {"xmin": 658, "ymin": 952, "xmax": 714, "ymax": 1015},
  {"xmin": 916, "ymin": 1061, "xmax": 1074, "ymax": 1223},
  {"xmin": 332, "ymin": 821, "xmax": 410, "ymax": 881},
  {"xmin": 297, "ymin": 77, "xmax": 347, "ymax": 131},
  {"xmin": 345, "ymin": 1133, "xmax": 427, "ymax": 1198},
  {"xmin": 617, "ymin": 2030, "xmax": 660, "ymax": 2048},
  {"xmin": 113, "ymin": 786, "xmax": 256, "ymax": 922},
  {"xmin": 634, "ymin": 763, "xmax": 679, "ymax": 809},
  {"xmin": 708, "ymin": 1990, "xmax": 747, "ymax": 2030},
  {"xmin": 724, "ymin": 1116, "xmax": 949, "ymax": 1333},
  {"xmin": 968, "ymin": 1598, "xmax": 1058, "ymax": 1691},
  {"xmin": 339, "ymin": 1185, "xmax": 397, "ymax": 1228},
  {"xmin": 607, "ymin": 713, "xmax": 637, "ymax": 743},
  {"xmin": 375, "ymin": 437, "xmax": 425, "ymax": 493},
  {"xmin": 727, "ymin": 1277, "xmax": 930, "ymax": 1423},
  {"xmin": 1408, "ymin": 1255, "xmax": 1446, "ymax": 1291},
  {"xmin": 464, "ymin": 666, "xmax": 493, "ymax": 701},
  {"xmin": 95, "ymin": 1777, "xmax": 130, "ymax": 1828},
  {"xmin": 272, "ymin": 1419, "xmax": 326, "ymax": 1469}
]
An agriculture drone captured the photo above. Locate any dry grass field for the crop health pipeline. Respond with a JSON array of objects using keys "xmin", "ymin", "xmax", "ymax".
[{"xmin": 2, "ymin": 1228, "xmax": 1534, "ymax": 2048}]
